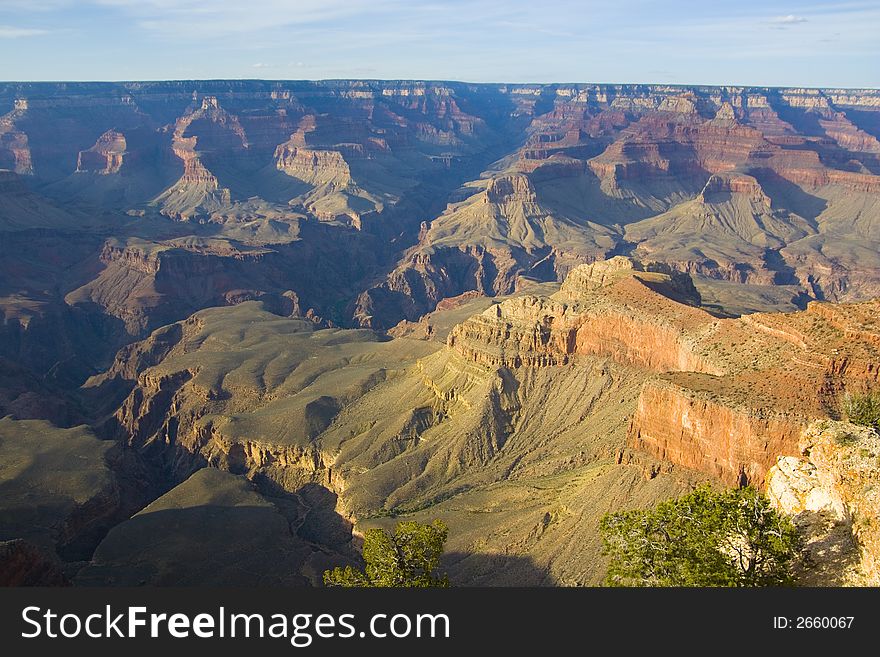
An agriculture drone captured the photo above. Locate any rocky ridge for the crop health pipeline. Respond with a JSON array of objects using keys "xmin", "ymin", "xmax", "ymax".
[{"xmin": 447, "ymin": 258, "xmax": 880, "ymax": 485}]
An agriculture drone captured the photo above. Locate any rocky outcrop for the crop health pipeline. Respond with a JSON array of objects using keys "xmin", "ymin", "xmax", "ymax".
[
  {"xmin": 0, "ymin": 99, "xmax": 34, "ymax": 175},
  {"xmin": 771, "ymin": 154, "xmax": 880, "ymax": 193},
  {"xmin": 448, "ymin": 258, "xmax": 716, "ymax": 372},
  {"xmin": 0, "ymin": 129, "xmax": 33, "ymax": 175},
  {"xmin": 630, "ymin": 379, "xmax": 806, "ymax": 485},
  {"xmin": 767, "ymin": 420, "xmax": 880, "ymax": 585},
  {"xmin": 65, "ymin": 238, "xmax": 277, "ymax": 335},
  {"xmin": 354, "ymin": 244, "xmax": 522, "ymax": 328},
  {"xmin": 101, "ymin": 303, "xmax": 420, "ymax": 493},
  {"xmin": 441, "ymin": 260, "xmax": 880, "ymax": 488},
  {"xmin": 558, "ymin": 256, "xmax": 645, "ymax": 292},
  {"xmin": 818, "ymin": 111, "xmax": 880, "ymax": 154},
  {"xmin": 588, "ymin": 115, "xmax": 766, "ymax": 184},
  {"xmin": 586, "ymin": 92, "xmax": 880, "ymax": 194},
  {"xmin": 627, "ymin": 297, "xmax": 880, "ymax": 485},
  {"xmin": 76, "ymin": 130, "xmax": 127, "ymax": 174},
  {"xmin": 698, "ymin": 172, "xmax": 771, "ymax": 206},
  {"xmin": 485, "ymin": 174, "xmax": 537, "ymax": 203},
  {"xmin": 623, "ymin": 169, "xmax": 815, "ymax": 286},
  {"xmin": 657, "ymin": 93, "xmax": 700, "ymax": 115},
  {"xmin": 95, "ymin": 321, "xmax": 186, "ymax": 383},
  {"xmin": 109, "ymin": 354, "xmax": 337, "ymax": 492},
  {"xmin": 356, "ymin": 166, "xmax": 623, "ymax": 329},
  {"xmin": 572, "ymin": 312, "xmax": 719, "ymax": 374},
  {"xmin": 448, "ymin": 296, "xmax": 574, "ymax": 367},
  {"xmin": 559, "ymin": 256, "xmax": 701, "ymax": 303},
  {"xmin": 448, "ymin": 293, "xmax": 717, "ymax": 373},
  {"xmin": 153, "ymin": 95, "xmax": 247, "ymax": 217},
  {"xmin": 275, "ymin": 142, "xmax": 352, "ymax": 187}
]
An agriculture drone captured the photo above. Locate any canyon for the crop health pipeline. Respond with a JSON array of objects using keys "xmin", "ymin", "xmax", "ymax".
[{"xmin": 2, "ymin": 81, "xmax": 880, "ymax": 585}]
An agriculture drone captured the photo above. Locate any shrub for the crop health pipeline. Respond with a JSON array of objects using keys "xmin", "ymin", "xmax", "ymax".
[
  {"xmin": 600, "ymin": 485, "xmax": 799, "ymax": 587},
  {"xmin": 324, "ymin": 520, "xmax": 449, "ymax": 587},
  {"xmin": 843, "ymin": 391, "xmax": 880, "ymax": 431}
]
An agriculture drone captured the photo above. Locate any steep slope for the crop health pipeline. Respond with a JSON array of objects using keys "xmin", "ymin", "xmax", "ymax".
[
  {"xmin": 64, "ymin": 237, "xmax": 280, "ymax": 335},
  {"xmin": 76, "ymin": 129, "xmax": 127, "ymax": 174},
  {"xmin": 152, "ymin": 96, "xmax": 241, "ymax": 218},
  {"xmin": 61, "ymin": 220, "xmax": 390, "ymax": 338},
  {"xmin": 272, "ymin": 113, "xmax": 418, "ymax": 228},
  {"xmin": 626, "ymin": 172, "xmax": 814, "ymax": 283},
  {"xmin": 0, "ymin": 99, "xmax": 33, "ymax": 175},
  {"xmin": 354, "ymin": 172, "xmax": 620, "ymax": 327},
  {"xmin": 90, "ymin": 257, "xmax": 880, "ymax": 584},
  {"xmin": 0, "ymin": 418, "xmax": 149, "ymax": 568}
]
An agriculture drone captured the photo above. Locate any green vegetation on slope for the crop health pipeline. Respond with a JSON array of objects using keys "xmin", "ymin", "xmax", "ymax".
[
  {"xmin": 324, "ymin": 520, "xmax": 449, "ymax": 588},
  {"xmin": 844, "ymin": 391, "xmax": 880, "ymax": 432},
  {"xmin": 600, "ymin": 485, "xmax": 799, "ymax": 587}
]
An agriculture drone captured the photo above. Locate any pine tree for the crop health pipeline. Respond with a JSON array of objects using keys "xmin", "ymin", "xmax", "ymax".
[
  {"xmin": 600, "ymin": 485, "xmax": 799, "ymax": 587},
  {"xmin": 324, "ymin": 520, "xmax": 450, "ymax": 587}
]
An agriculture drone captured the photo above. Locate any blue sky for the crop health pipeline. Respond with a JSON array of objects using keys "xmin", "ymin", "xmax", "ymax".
[{"xmin": 0, "ymin": 0, "xmax": 878, "ymax": 87}]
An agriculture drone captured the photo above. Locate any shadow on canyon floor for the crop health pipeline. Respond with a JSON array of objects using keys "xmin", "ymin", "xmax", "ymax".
[
  {"xmin": 2, "ymin": 502, "xmax": 557, "ymax": 588},
  {"xmin": 443, "ymin": 552, "xmax": 558, "ymax": 587}
]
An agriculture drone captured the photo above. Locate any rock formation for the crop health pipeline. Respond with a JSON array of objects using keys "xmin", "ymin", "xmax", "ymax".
[
  {"xmin": 446, "ymin": 260, "xmax": 880, "ymax": 486},
  {"xmin": 76, "ymin": 130, "xmax": 127, "ymax": 174},
  {"xmin": 56, "ymin": 258, "xmax": 878, "ymax": 585},
  {"xmin": 0, "ymin": 99, "xmax": 34, "ymax": 174},
  {"xmin": 1, "ymin": 80, "xmax": 880, "ymax": 586},
  {"xmin": 767, "ymin": 421, "xmax": 880, "ymax": 585},
  {"xmin": 152, "ymin": 95, "xmax": 243, "ymax": 217}
]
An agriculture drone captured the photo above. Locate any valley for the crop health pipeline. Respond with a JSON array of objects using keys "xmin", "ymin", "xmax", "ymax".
[{"xmin": 2, "ymin": 81, "xmax": 880, "ymax": 585}]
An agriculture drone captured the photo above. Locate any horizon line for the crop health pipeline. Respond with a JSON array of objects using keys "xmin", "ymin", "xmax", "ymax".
[{"xmin": 0, "ymin": 78, "xmax": 878, "ymax": 92}]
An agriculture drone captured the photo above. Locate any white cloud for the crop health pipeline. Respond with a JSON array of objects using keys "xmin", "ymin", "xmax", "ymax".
[
  {"xmin": 0, "ymin": 25, "xmax": 48, "ymax": 38},
  {"xmin": 771, "ymin": 14, "xmax": 808, "ymax": 24}
]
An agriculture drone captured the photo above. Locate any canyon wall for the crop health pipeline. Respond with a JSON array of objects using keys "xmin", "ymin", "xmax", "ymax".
[
  {"xmin": 446, "ymin": 259, "xmax": 880, "ymax": 487},
  {"xmin": 629, "ymin": 379, "xmax": 805, "ymax": 486},
  {"xmin": 2, "ymin": 80, "xmax": 880, "ymax": 585}
]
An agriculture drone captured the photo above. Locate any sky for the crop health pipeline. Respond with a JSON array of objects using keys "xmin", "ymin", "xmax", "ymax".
[{"xmin": 0, "ymin": 0, "xmax": 878, "ymax": 87}]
